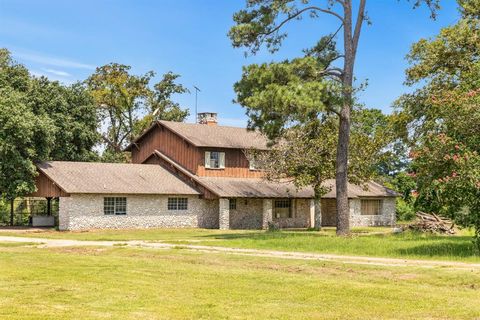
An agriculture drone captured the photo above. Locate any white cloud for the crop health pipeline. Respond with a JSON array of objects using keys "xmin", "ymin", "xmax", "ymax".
[
  {"xmin": 42, "ymin": 68, "xmax": 71, "ymax": 77},
  {"xmin": 30, "ymin": 70, "xmax": 75, "ymax": 85},
  {"xmin": 15, "ymin": 51, "xmax": 95, "ymax": 70}
]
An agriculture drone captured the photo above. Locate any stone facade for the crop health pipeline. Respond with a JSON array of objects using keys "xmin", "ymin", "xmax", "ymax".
[
  {"xmin": 349, "ymin": 198, "xmax": 396, "ymax": 227},
  {"xmin": 59, "ymin": 194, "xmax": 218, "ymax": 231},
  {"xmin": 230, "ymin": 198, "xmax": 264, "ymax": 229},
  {"xmin": 219, "ymin": 198, "xmax": 230, "ymax": 230},
  {"xmin": 58, "ymin": 194, "xmax": 396, "ymax": 231},
  {"xmin": 272, "ymin": 199, "xmax": 311, "ymax": 229}
]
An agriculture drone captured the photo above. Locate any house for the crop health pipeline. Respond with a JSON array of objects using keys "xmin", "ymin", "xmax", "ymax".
[{"xmin": 30, "ymin": 112, "xmax": 398, "ymax": 231}]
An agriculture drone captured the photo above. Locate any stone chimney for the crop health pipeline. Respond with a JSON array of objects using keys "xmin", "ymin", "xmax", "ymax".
[{"xmin": 197, "ymin": 112, "xmax": 218, "ymax": 126}]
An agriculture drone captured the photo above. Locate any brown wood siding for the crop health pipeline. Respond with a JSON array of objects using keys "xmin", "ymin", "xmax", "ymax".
[
  {"xmin": 197, "ymin": 147, "xmax": 264, "ymax": 178},
  {"xmin": 29, "ymin": 171, "xmax": 69, "ymax": 197},
  {"xmin": 132, "ymin": 125, "xmax": 200, "ymax": 174},
  {"xmin": 146, "ymin": 154, "xmax": 218, "ymax": 199}
]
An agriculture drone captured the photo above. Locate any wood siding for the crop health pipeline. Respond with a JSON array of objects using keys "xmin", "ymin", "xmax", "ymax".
[
  {"xmin": 132, "ymin": 123, "xmax": 264, "ymax": 178},
  {"xmin": 146, "ymin": 155, "xmax": 218, "ymax": 199},
  {"xmin": 29, "ymin": 171, "xmax": 69, "ymax": 197},
  {"xmin": 131, "ymin": 124, "xmax": 200, "ymax": 174},
  {"xmin": 197, "ymin": 147, "xmax": 264, "ymax": 178}
]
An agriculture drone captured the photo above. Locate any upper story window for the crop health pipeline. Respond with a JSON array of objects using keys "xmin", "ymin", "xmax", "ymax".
[
  {"xmin": 249, "ymin": 158, "xmax": 257, "ymax": 170},
  {"xmin": 104, "ymin": 197, "xmax": 127, "ymax": 215},
  {"xmin": 205, "ymin": 151, "xmax": 225, "ymax": 169}
]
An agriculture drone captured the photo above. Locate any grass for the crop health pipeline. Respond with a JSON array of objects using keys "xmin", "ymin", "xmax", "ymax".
[
  {"xmin": 0, "ymin": 243, "xmax": 479, "ymax": 319},
  {"xmin": 1, "ymin": 227, "xmax": 478, "ymax": 262}
]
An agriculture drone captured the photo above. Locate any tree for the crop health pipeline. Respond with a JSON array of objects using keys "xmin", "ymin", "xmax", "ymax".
[
  {"xmin": 0, "ymin": 48, "xmax": 99, "ymax": 206},
  {"xmin": 27, "ymin": 78, "xmax": 99, "ymax": 161},
  {"xmin": 134, "ymin": 72, "xmax": 190, "ymax": 137},
  {"xmin": 395, "ymin": 0, "xmax": 480, "ymax": 247},
  {"xmin": 230, "ymin": 1, "xmax": 436, "ymax": 235},
  {"xmin": 0, "ymin": 87, "xmax": 55, "ymax": 201},
  {"xmin": 87, "ymin": 64, "xmax": 189, "ymax": 161},
  {"xmin": 87, "ymin": 63, "xmax": 153, "ymax": 161}
]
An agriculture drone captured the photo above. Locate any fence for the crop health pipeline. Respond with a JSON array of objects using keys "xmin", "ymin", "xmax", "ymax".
[{"xmin": 0, "ymin": 198, "xmax": 59, "ymax": 227}]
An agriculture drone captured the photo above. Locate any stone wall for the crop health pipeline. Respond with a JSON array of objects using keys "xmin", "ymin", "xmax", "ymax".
[
  {"xmin": 349, "ymin": 198, "xmax": 396, "ymax": 227},
  {"xmin": 273, "ymin": 199, "xmax": 311, "ymax": 228},
  {"xmin": 228, "ymin": 198, "xmax": 312, "ymax": 230},
  {"xmin": 229, "ymin": 198, "xmax": 263, "ymax": 229},
  {"xmin": 59, "ymin": 194, "xmax": 219, "ymax": 231}
]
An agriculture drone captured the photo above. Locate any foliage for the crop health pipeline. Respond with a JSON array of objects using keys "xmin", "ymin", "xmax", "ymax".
[
  {"xmin": 236, "ymin": 51, "xmax": 392, "ymax": 203},
  {"xmin": 0, "ymin": 87, "xmax": 55, "ymax": 199},
  {"xmin": 87, "ymin": 64, "xmax": 189, "ymax": 161},
  {"xmin": 86, "ymin": 63, "xmax": 153, "ymax": 156},
  {"xmin": 0, "ymin": 49, "xmax": 100, "ymax": 200},
  {"xmin": 27, "ymin": 78, "xmax": 99, "ymax": 161},
  {"xmin": 395, "ymin": 0, "xmax": 480, "ymax": 248}
]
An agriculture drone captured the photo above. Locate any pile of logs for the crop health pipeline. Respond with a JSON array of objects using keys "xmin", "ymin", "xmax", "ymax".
[{"xmin": 408, "ymin": 212, "xmax": 456, "ymax": 234}]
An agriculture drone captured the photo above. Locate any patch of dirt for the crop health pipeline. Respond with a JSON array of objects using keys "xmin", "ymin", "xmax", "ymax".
[{"xmin": 48, "ymin": 246, "xmax": 108, "ymax": 255}]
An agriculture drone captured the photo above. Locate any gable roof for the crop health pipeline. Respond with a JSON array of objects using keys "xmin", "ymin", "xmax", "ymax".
[
  {"xmin": 126, "ymin": 120, "xmax": 270, "ymax": 151},
  {"xmin": 37, "ymin": 161, "xmax": 200, "ymax": 195}
]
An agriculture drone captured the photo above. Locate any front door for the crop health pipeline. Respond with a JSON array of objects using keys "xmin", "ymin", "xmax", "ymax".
[{"xmin": 321, "ymin": 199, "xmax": 337, "ymax": 227}]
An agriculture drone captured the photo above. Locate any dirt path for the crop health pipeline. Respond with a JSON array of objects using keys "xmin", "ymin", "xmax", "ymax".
[{"xmin": 1, "ymin": 235, "xmax": 480, "ymax": 270}]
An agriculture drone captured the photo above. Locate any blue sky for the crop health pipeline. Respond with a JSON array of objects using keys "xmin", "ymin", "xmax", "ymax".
[{"xmin": 0, "ymin": 0, "xmax": 459, "ymax": 126}]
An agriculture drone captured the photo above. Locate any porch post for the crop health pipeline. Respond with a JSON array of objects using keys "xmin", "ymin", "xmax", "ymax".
[
  {"xmin": 46, "ymin": 197, "xmax": 52, "ymax": 215},
  {"xmin": 262, "ymin": 199, "xmax": 273, "ymax": 230},
  {"xmin": 310, "ymin": 199, "xmax": 322, "ymax": 229},
  {"xmin": 219, "ymin": 198, "xmax": 230, "ymax": 230}
]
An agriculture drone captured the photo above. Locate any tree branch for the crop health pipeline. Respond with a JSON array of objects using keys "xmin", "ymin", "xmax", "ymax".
[
  {"xmin": 353, "ymin": 0, "xmax": 366, "ymax": 54},
  {"xmin": 261, "ymin": 5, "xmax": 344, "ymax": 38}
]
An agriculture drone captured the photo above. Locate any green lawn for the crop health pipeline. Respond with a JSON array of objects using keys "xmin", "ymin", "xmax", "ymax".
[
  {"xmin": 2, "ymin": 227, "xmax": 479, "ymax": 262},
  {"xmin": 0, "ymin": 243, "xmax": 479, "ymax": 319}
]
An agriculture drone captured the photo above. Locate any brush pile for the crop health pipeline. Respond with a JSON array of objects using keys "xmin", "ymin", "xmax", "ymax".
[{"xmin": 408, "ymin": 212, "xmax": 456, "ymax": 234}]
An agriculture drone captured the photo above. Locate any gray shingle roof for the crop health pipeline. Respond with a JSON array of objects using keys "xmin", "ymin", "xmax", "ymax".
[
  {"xmin": 37, "ymin": 161, "xmax": 200, "ymax": 195},
  {"xmin": 158, "ymin": 120, "xmax": 269, "ymax": 149},
  {"xmin": 196, "ymin": 177, "xmax": 399, "ymax": 199}
]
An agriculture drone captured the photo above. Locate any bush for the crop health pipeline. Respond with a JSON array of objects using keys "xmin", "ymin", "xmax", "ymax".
[{"xmin": 396, "ymin": 198, "xmax": 416, "ymax": 221}]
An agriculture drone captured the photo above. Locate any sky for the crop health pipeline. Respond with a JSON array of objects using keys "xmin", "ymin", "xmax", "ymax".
[{"xmin": 0, "ymin": 0, "xmax": 460, "ymax": 127}]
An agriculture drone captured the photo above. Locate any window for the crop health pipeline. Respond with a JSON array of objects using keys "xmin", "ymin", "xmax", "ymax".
[
  {"xmin": 274, "ymin": 199, "xmax": 292, "ymax": 218},
  {"xmin": 249, "ymin": 158, "xmax": 257, "ymax": 170},
  {"xmin": 168, "ymin": 198, "xmax": 188, "ymax": 210},
  {"xmin": 361, "ymin": 199, "xmax": 382, "ymax": 215},
  {"xmin": 229, "ymin": 198, "xmax": 237, "ymax": 210},
  {"xmin": 104, "ymin": 197, "xmax": 127, "ymax": 215},
  {"xmin": 205, "ymin": 151, "xmax": 225, "ymax": 169},
  {"xmin": 248, "ymin": 154, "xmax": 264, "ymax": 171}
]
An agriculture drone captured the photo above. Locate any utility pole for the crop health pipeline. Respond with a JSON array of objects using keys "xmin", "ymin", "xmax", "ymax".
[{"xmin": 194, "ymin": 86, "xmax": 201, "ymax": 123}]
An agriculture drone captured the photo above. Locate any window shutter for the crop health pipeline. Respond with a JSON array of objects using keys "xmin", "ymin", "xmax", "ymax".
[
  {"xmin": 205, "ymin": 152, "xmax": 211, "ymax": 168},
  {"xmin": 219, "ymin": 152, "xmax": 225, "ymax": 169}
]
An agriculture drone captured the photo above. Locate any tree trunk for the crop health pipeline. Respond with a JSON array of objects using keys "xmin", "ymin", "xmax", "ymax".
[
  {"xmin": 313, "ymin": 184, "xmax": 323, "ymax": 229},
  {"xmin": 336, "ymin": 106, "xmax": 351, "ymax": 235},
  {"xmin": 10, "ymin": 199, "xmax": 14, "ymax": 226},
  {"xmin": 335, "ymin": 0, "xmax": 356, "ymax": 236}
]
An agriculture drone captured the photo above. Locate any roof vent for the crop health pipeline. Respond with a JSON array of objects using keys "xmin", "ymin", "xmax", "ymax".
[{"xmin": 197, "ymin": 112, "xmax": 218, "ymax": 126}]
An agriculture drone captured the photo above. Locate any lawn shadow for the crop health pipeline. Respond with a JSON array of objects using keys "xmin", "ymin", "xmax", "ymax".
[{"xmin": 396, "ymin": 239, "xmax": 479, "ymax": 259}]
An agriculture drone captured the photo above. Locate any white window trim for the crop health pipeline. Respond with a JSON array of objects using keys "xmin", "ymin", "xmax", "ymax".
[{"xmin": 205, "ymin": 151, "xmax": 225, "ymax": 170}]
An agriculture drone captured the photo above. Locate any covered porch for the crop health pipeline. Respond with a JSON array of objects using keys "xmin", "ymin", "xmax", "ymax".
[{"xmin": 218, "ymin": 197, "xmax": 321, "ymax": 230}]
